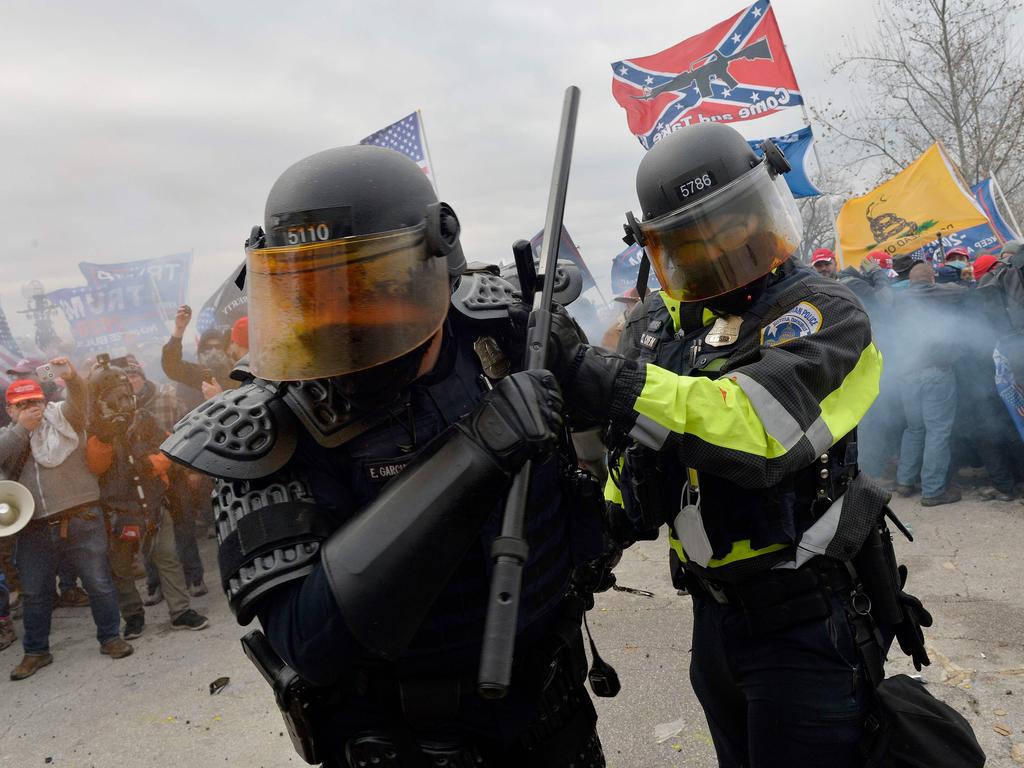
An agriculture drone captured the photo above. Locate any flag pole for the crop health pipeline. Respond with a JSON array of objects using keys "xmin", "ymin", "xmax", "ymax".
[
  {"xmin": 418, "ymin": 109, "xmax": 439, "ymax": 194},
  {"xmin": 988, "ymin": 169, "xmax": 1022, "ymax": 239},
  {"xmin": 799, "ymin": 99, "xmax": 843, "ymax": 268}
]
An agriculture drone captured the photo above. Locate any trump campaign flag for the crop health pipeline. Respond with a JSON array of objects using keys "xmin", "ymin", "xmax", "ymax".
[
  {"xmin": 196, "ymin": 262, "xmax": 247, "ymax": 336},
  {"xmin": 748, "ymin": 126, "xmax": 820, "ymax": 198},
  {"xmin": 360, "ymin": 111, "xmax": 436, "ymax": 190},
  {"xmin": 79, "ymin": 252, "xmax": 192, "ymax": 319},
  {"xmin": 611, "ymin": 0, "xmax": 802, "ymax": 149},
  {"xmin": 48, "ymin": 275, "xmax": 166, "ymax": 355},
  {"xmin": 901, "ymin": 177, "xmax": 1020, "ymax": 262},
  {"xmin": 836, "ymin": 144, "xmax": 989, "ymax": 267}
]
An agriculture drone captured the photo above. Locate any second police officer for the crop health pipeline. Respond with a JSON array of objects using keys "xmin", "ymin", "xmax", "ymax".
[
  {"xmin": 163, "ymin": 146, "xmax": 611, "ymax": 767},
  {"xmin": 533, "ymin": 123, "xmax": 933, "ymax": 767}
]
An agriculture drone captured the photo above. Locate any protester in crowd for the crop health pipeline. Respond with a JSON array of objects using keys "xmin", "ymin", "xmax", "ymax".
[
  {"xmin": 973, "ymin": 254, "xmax": 999, "ymax": 281},
  {"xmin": 893, "ymin": 263, "xmax": 968, "ymax": 506},
  {"xmin": 600, "ymin": 288, "xmax": 641, "ymax": 350},
  {"xmin": 117, "ymin": 355, "xmax": 208, "ymax": 602},
  {"xmin": 85, "ymin": 361, "xmax": 209, "ymax": 639},
  {"xmin": 936, "ymin": 246, "xmax": 970, "ymax": 284},
  {"xmin": 199, "ymin": 316, "xmax": 249, "ymax": 399},
  {"xmin": 810, "ymin": 247, "xmax": 838, "ymax": 278},
  {"xmin": 161, "ymin": 305, "xmax": 233, "ymax": 408},
  {"xmin": 0, "ymin": 364, "xmax": 132, "ymax": 680},
  {"xmin": 840, "ymin": 256, "xmax": 901, "ymax": 481}
]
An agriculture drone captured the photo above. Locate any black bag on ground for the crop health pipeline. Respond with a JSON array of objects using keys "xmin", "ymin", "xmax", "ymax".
[{"xmin": 862, "ymin": 674, "xmax": 985, "ymax": 767}]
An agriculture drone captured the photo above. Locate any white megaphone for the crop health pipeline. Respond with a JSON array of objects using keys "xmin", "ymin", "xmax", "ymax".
[{"xmin": 0, "ymin": 480, "xmax": 34, "ymax": 537}]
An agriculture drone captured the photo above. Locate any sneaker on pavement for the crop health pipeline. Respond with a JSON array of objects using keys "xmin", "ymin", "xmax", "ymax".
[
  {"xmin": 59, "ymin": 586, "xmax": 91, "ymax": 608},
  {"xmin": 101, "ymin": 638, "xmax": 134, "ymax": 659},
  {"xmin": 123, "ymin": 615, "xmax": 145, "ymax": 640},
  {"xmin": 894, "ymin": 484, "xmax": 916, "ymax": 498},
  {"xmin": 10, "ymin": 652, "xmax": 52, "ymax": 680},
  {"xmin": 170, "ymin": 609, "xmax": 209, "ymax": 631},
  {"xmin": 143, "ymin": 584, "xmax": 163, "ymax": 606},
  {"xmin": 0, "ymin": 617, "xmax": 16, "ymax": 651},
  {"xmin": 188, "ymin": 580, "xmax": 209, "ymax": 597},
  {"xmin": 921, "ymin": 487, "xmax": 962, "ymax": 507}
]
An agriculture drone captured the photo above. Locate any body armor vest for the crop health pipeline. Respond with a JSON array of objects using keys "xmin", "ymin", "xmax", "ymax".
[{"xmin": 626, "ymin": 269, "xmax": 855, "ymax": 575}]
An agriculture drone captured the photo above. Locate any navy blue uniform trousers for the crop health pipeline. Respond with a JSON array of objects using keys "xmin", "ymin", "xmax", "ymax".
[{"xmin": 689, "ymin": 592, "xmax": 869, "ymax": 768}]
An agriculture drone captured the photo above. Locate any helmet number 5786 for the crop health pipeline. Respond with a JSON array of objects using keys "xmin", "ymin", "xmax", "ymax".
[{"xmin": 679, "ymin": 173, "xmax": 714, "ymax": 198}]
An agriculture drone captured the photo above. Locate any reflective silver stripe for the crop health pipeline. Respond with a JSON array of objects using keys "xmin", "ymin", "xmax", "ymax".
[
  {"xmin": 729, "ymin": 372, "xmax": 804, "ymax": 451},
  {"xmin": 806, "ymin": 417, "xmax": 834, "ymax": 456},
  {"xmin": 629, "ymin": 413, "xmax": 670, "ymax": 449}
]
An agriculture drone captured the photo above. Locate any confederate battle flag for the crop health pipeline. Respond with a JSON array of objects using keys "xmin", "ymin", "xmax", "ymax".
[{"xmin": 611, "ymin": 0, "xmax": 802, "ymax": 149}]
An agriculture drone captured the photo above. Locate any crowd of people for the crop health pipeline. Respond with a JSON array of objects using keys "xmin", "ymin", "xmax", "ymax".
[
  {"xmin": 0, "ymin": 307, "xmax": 250, "ymax": 680},
  {"xmin": 806, "ymin": 241, "xmax": 1024, "ymax": 506}
]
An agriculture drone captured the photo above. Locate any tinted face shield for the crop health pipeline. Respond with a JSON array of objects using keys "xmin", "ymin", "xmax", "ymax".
[
  {"xmin": 631, "ymin": 161, "xmax": 803, "ymax": 303},
  {"xmin": 246, "ymin": 223, "xmax": 450, "ymax": 381}
]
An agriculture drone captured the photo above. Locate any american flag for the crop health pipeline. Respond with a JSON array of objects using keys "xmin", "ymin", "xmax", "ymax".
[
  {"xmin": 359, "ymin": 110, "xmax": 436, "ymax": 190},
  {"xmin": 0, "ymin": 304, "xmax": 24, "ymax": 389}
]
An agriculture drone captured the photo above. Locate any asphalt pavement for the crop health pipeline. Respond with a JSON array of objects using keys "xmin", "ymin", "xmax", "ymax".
[{"xmin": 1, "ymin": 490, "xmax": 1022, "ymax": 767}]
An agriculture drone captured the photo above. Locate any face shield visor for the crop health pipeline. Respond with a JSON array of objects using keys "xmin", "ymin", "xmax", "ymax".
[
  {"xmin": 246, "ymin": 223, "xmax": 450, "ymax": 381},
  {"xmin": 634, "ymin": 161, "xmax": 803, "ymax": 303}
]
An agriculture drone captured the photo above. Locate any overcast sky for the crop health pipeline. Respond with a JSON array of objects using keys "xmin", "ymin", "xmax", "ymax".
[{"xmin": 0, "ymin": 0, "xmax": 879, "ymax": 341}]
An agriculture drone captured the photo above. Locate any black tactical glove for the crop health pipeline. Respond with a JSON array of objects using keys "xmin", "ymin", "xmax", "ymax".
[
  {"xmin": 459, "ymin": 369, "xmax": 563, "ymax": 472},
  {"xmin": 894, "ymin": 564, "xmax": 933, "ymax": 671},
  {"xmin": 508, "ymin": 304, "xmax": 644, "ymax": 429}
]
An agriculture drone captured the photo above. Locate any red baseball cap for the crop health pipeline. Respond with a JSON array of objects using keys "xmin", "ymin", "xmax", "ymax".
[
  {"xmin": 811, "ymin": 248, "xmax": 835, "ymax": 265},
  {"xmin": 945, "ymin": 246, "xmax": 970, "ymax": 260},
  {"xmin": 972, "ymin": 254, "xmax": 998, "ymax": 278},
  {"xmin": 231, "ymin": 316, "xmax": 249, "ymax": 350},
  {"xmin": 5, "ymin": 379, "xmax": 45, "ymax": 405},
  {"xmin": 866, "ymin": 250, "xmax": 893, "ymax": 270}
]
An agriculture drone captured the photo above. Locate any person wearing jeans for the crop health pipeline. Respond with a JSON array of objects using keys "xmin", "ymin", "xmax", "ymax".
[
  {"xmin": 0, "ymin": 567, "xmax": 14, "ymax": 651},
  {"xmin": 0, "ymin": 364, "xmax": 134, "ymax": 680},
  {"xmin": 896, "ymin": 366, "xmax": 959, "ymax": 503},
  {"xmin": 15, "ymin": 509, "xmax": 122, "ymax": 656},
  {"xmin": 893, "ymin": 264, "xmax": 967, "ymax": 506}
]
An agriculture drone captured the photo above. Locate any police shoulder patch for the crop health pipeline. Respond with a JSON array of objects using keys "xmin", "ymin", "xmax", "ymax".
[{"xmin": 761, "ymin": 301, "xmax": 823, "ymax": 347}]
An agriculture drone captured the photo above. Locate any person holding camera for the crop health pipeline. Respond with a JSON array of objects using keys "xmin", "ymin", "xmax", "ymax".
[
  {"xmin": 85, "ymin": 359, "xmax": 208, "ymax": 639},
  {"xmin": 0, "ymin": 358, "xmax": 130, "ymax": 680}
]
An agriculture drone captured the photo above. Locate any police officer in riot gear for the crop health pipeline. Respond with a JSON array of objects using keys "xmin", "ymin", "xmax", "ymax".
[
  {"xmin": 162, "ymin": 145, "xmax": 608, "ymax": 767},
  {"xmin": 535, "ymin": 123, "xmax": 933, "ymax": 766}
]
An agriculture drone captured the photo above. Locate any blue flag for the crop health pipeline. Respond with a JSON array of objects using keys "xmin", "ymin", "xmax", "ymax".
[
  {"xmin": 48, "ymin": 276, "xmax": 166, "ymax": 355},
  {"xmin": 79, "ymin": 252, "xmax": 192, "ymax": 320},
  {"xmin": 610, "ymin": 244, "xmax": 661, "ymax": 296},
  {"xmin": 972, "ymin": 178, "xmax": 1018, "ymax": 242},
  {"xmin": 748, "ymin": 126, "xmax": 821, "ymax": 198}
]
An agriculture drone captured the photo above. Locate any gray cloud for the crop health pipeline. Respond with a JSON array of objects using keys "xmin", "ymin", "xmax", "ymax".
[{"xmin": 0, "ymin": 0, "xmax": 874, "ymax": 339}]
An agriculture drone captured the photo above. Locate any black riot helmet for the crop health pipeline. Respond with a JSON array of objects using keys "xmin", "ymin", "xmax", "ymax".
[
  {"xmin": 624, "ymin": 122, "xmax": 803, "ymax": 304},
  {"xmin": 244, "ymin": 145, "xmax": 463, "ymax": 384}
]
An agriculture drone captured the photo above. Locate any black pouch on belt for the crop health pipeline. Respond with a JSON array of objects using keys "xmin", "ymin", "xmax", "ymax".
[
  {"xmin": 738, "ymin": 567, "xmax": 832, "ymax": 636},
  {"xmin": 852, "ymin": 517, "xmax": 904, "ymax": 627}
]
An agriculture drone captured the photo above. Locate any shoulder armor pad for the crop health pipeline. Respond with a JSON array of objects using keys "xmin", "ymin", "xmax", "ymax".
[
  {"xmin": 450, "ymin": 271, "xmax": 518, "ymax": 320},
  {"xmin": 281, "ymin": 379, "xmax": 389, "ymax": 449},
  {"xmin": 160, "ymin": 381, "xmax": 298, "ymax": 480},
  {"xmin": 500, "ymin": 259, "xmax": 584, "ymax": 307},
  {"xmin": 214, "ymin": 471, "xmax": 333, "ymax": 625},
  {"xmin": 450, "ymin": 259, "xmax": 584, "ymax": 321}
]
